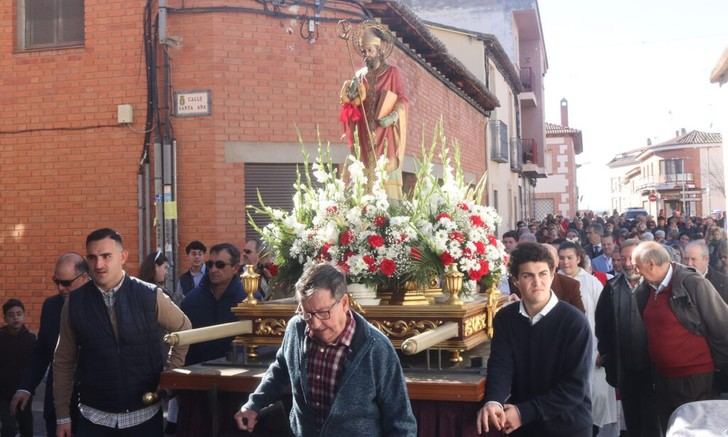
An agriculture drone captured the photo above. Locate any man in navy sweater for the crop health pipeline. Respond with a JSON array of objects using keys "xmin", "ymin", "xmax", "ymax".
[
  {"xmin": 477, "ymin": 242, "xmax": 592, "ymax": 437},
  {"xmin": 10, "ymin": 253, "xmax": 89, "ymax": 437}
]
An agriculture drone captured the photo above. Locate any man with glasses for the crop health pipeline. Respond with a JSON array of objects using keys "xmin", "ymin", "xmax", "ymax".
[
  {"xmin": 180, "ymin": 242, "xmax": 246, "ymax": 365},
  {"xmin": 53, "ymin": 228, "xmax": 191, "ymax": 437},
  {"xmin": 235, "ymin": 263, "xmax": 417, "ymax": 436},
  {"xmin": 10, "ymin": 253, "xmax": 89, "ymax": 437}
]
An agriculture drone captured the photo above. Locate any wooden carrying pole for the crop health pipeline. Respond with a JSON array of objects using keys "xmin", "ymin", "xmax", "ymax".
[
  {"xmin": 400, "ymin": 322, "xmax": 459, "ymax": 355},
  {"xmin": 164, "ymin": 320, "xmax": 252, "ymax": 347}
]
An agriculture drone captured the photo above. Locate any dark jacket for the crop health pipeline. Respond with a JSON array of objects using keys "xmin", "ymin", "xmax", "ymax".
[
  {"xmin": 0, "ymin": 325, "xmax": 36, "ymax": 400},
  {"xmin": 595, "ymin": 273, "xmax": 651, "ymax": 388},
  {"xmin": 244, "ymin": 311, "xmax": 417, "ymax": 437},
  {"xmin": 18, "ymin": 294, "xmax": 65, "ymax": 417},
  {"xmin": 510, "ymin": 273, "xmax": 586, "ymax": 313},
  {"xmin": 583, "ymin": 243, "xmax": 603, "ymax": 259},
  {"xmin": 69, "ymin": 277, "xmax": 163, "ymax": 412},
  {"xmin": 706, "ymin": 267, "xmax": 728, "ymax": 304},
  {"xmin": 181, "ymin": 276, "xmax": 245, "ymax": 365},
  {"xmin": 179, "ymin": 271, "xmax": 196, "ymax": 296},
  {"xmin": 635, "ymin": 264, "xmax": 728, "ymax": 370}
]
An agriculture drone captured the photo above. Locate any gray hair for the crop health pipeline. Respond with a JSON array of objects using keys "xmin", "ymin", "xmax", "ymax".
[
  {"xmin": 295, "ymin": 263, "xmax": 347, "ymax": 302},
  {"xmin": 518, "ymin": 232, "xmax": 538, "ymax": 244},
  {"xmin": 640, "ymin": 232, "xmax": 655, "ymax": 241},
  {"xmin": 685, "ymin": 241, "xmax": 709, "ymax": 259},
  {"xmin": 620, "ymin": 238, "xmax": 641, "ymax": 252},
  {"xmin": 633, "ymin": 241, "xmax": 671, "ymax": 266},
  {"xmin": 56, "ymin": 252, "xmax": 89, "ymax": 275}
]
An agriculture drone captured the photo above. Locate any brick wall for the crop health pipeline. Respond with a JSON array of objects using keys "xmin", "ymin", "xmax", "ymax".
[{"xmin": 0, "ymin": 0, "xmax": 488, "ymax": 329}]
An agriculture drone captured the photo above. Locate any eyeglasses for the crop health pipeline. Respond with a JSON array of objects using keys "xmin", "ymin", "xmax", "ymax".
[
  {"xmin": 295, "ymin": 299, "xmax": 341, "ymax": 322},
  {"xmin": 206, "ymin": 260, "xmax": 233, "ymax": 269},
  {"xmin": 53, "ymin": 272, "xmax": 84, "ymax": 287}
]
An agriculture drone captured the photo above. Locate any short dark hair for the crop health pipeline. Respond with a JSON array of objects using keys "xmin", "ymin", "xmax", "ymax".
[
  {"xmin": 3, "ymin": 298, "xmax": 24, "ymax": 315},
  {"xmin": 509, "ymin": 242, "xmax": 554, "ymax": 277},
  {"xmin": 502, "ymin": 230, "xmax": 519, "ymax": 241},
  {"xmin": 210, "ymin": 243, "xmax": 241, "ymax": 265},
  {"xmin": 588, "ymin": 223, "xmax": 604, "ymax": 235},
  {"xmin": 295, "ymin": 263, "xmax": 347, "ymax": 302},
  {"xmin": 86, "ymin": 228, "xmax": 123, "ymax": 247},
  {"xmin": 185, "ymin": 240, "xmax": 207, "ymax": 254},
  {"xmin": 558, "ymin": 241, "xmax": 587, "ymax": 268}
]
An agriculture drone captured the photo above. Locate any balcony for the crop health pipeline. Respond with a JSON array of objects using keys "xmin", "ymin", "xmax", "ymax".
[
  {"xmin": 489, "ymin": 120, "xmax": 509, "ymax": 163},
  {"xmin": 636, "ymin": 173, "xmax": 695, "ymax": 192},
  {"xmin": 510, "ymin": 137, "xmax": 523, "ymax": 172},
  {"xmin": 521, "ymin": 138, "xmax": 547, "ymax": 178},
  {"xmin": 518, "ymin": 67, "xmax": 537, "ymax": 107}
]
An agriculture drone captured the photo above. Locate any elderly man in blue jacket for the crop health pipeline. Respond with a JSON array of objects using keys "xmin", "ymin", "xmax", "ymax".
[{"xmin": 235, "ymin": 263, "xmax": 417, "ymax": 436}]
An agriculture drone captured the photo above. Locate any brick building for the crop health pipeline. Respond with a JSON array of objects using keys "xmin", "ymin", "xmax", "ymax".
[
  {"xmin": 534, "ymin": 99, "xmax": 583, "ymax": 219},
  {"xmin": 0, "ymin": 0, "xmax": 498, "ymax": 328}
]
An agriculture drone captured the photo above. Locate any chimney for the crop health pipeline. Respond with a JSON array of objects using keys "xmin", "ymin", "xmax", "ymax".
[
  {"xmin": 680, "ymin": 128, "xmax": 686, "ymax": 135},
  {"xmin": 647, "ymin": 138, "xmax": 652, "ymax": 146},
  {"xmin": 560, "ymin": 98, "xmax": 569, "ymax": 127}
]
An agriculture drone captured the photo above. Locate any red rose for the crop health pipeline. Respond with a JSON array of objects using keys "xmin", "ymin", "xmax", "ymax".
[
  {"xmin": 368, "ymin": 234, "xmax": 385, "ymax": 248},
  {"xmin": 326, "ymin": 205, "xmax": 338, "ymax": 215},
  {"xmin": 363, "ymin": 255, "xmax": 377, "ymax": 272},
  {"xmin": 488, "ymin": 235, "xmax": 498, "ymax": 246},
  {"xmin": 449, "ymin": 231, "xmax": 465, "ymax": 244},
  {"xmin": 343, "ymin": 250, "xmax": 354, "ymax": 261},
  {"xmin": 266, "ymin": 263, "xmax": 279, "ymax": 277},
  {"xmin": 469, "ymin": 268, "xmax": 484, "ymax": 281},
  {"xmin": 470, "ymin": 215, "xmax": 485, "ymax": 227},
  {"xmin": 435, "ymin": 212, "xmax": 451, "ymax": 221},
  {"xmin": 320, "ymin": 243, "xmax": 331, "ymax": 260},
  {"xmin": 337, "ymin": 261, "xmax": 350, "ymax": 273},
  {"xmin": 457, "ymin": 202, "xmax": 469, "ymax": 211},
  {"xmin": 374, "ymin": 215, "xmax": 387, "ymax": 228},
  {"xmin": 339, "ymin": 229, "xmax": 354, "ymax": 246},
  {"xmin": 479, "ymin": 260, "xmax": 490, "ymax": 276},
  {"xmin": 379, "ymin": 258, "xmax": 397, "ymax": 277},
  {"xmin": 462, "ymin": 247, "xmax": 472, "ymax": 258},
  {"xmin": 440, "ymin": 252, "xmax": 454, "ymax": 266},
  {"xmin": 474, "ymin": 241, "xmax": 486, "ymax": 254}
]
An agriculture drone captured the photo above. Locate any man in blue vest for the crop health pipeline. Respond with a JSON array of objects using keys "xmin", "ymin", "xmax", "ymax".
[
  {"xmin": 54, "ymin": 228, "xmax": 191, "ymax": 437},
  {"xmin": 10, "ymin": 253, "xmax": 89, "ymax": 437}
]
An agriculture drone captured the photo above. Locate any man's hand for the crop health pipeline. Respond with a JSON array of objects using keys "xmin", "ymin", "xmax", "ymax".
[
  {"xmin": 234, "ymin": 407, "xmax": 259, "ymax": 432},
  {"xmin": 10, "ymin": 391, "xmax": 30, "ymax": 414},
  {"xmin": 476, "ymin": 402, "xmax": 506, "ymax": 435},
  {"xmin": 56, "ymin": 423, "xmax": 72, "ymax": 437},
  {"xmin": 377, "ymin": 111, "xmax": 399, "ymax": 128},
  {"xmin": 503, "ymin": 404, "xmax": 522, "ymax": 434}
]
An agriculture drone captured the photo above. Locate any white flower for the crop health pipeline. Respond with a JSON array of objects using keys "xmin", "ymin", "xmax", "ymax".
[{"xmin": 347, "ymin": 157, "xmax": 367, "ymax": 185}]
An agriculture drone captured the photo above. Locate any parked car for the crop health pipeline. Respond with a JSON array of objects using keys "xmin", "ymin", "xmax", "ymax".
[{"xmin": 623, "ymin": 207, "xmax": 648, "ymax": 223}]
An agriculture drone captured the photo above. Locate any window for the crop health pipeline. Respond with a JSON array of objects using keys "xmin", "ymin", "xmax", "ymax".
[{"xmin": 18, "ymin": 0, "xmax": 84, "ymax": 50}]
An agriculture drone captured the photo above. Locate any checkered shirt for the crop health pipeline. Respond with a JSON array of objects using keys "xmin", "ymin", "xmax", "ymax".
[{"xmin": 305, "ymin": 311, "xmax": 356, "ymax": 427}]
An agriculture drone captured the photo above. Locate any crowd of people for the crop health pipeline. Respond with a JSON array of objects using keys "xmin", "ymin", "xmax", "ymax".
[
  {"xmin": 0, "ymin": 210, "xmax": 725, "ymax": 436},
  {"xmin": 491, "ymin": 209, "xmax": 728, "ymax": 436}
]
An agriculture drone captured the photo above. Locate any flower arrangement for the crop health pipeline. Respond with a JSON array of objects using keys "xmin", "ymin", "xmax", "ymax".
[{"xmin": 249, "ymin": 124, "xmax": 507, "ymax": 298}]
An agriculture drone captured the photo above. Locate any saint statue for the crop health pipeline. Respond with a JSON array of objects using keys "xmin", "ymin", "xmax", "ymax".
[{"xmin": 340, "ymin": 23, "xmax": 408, "ymax": 200}]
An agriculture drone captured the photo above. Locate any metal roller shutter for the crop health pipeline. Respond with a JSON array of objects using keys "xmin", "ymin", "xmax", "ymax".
[{"xmin": 244, "ymin": 163, "xmax": 299, "ymax": 243}]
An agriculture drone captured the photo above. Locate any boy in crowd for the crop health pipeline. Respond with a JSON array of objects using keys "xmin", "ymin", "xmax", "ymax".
[{"xmin": 0, "ymin": 299, "xmax": 35, "ymax": 437}]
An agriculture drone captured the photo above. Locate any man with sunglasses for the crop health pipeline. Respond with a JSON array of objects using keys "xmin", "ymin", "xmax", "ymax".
[
  {"xmin": 180, "ymin": 242, "xmax": 246, "ymax": 365},
  {"xmin": 10, "ymin": 253, "xmax": 89, "ymax": 437},
  {"xmin": 235, "ymin": 263, "xmax": 417, "ymax": 436},
  {"xmin": 53, "ymin": 228, "xmax": 191, "ymax": 437}
]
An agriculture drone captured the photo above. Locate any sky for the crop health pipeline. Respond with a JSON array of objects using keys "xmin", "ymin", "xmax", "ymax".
[{"xmin": 539, "ymin": 0, "xmax": 728, "ymax": 212}]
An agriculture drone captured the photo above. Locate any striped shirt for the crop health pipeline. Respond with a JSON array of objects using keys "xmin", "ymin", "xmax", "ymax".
[{"xmin": 305, "ymin": 311, "xmax": 356, "ymax": 427}]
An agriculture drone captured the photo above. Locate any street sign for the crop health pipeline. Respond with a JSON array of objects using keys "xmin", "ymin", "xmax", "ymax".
[
  {"xmin": 648, "ymin": 194, "xmax": 657, "ymax": 202},
  {"xmin": 174, "ymin": 90, "xmax": 211, "ymax": 117}
]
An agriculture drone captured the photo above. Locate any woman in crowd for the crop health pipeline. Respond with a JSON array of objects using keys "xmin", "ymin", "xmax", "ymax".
[{"xmin": 139, "ymin": 250, "xmax": 184, "ymax": 305}]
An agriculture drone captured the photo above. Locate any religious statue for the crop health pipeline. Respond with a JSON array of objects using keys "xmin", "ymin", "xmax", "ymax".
[{"xmin": 339, "ymin": 22, "xmax": 408, "ymax": 200}]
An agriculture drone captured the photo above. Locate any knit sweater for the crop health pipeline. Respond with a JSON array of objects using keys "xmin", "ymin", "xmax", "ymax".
[
  {"xmin": 244, "ymin": 311, "xmax": 417, "ymax": 437},
  {"xmin": 485, "ymin": 301, "xmax": 593, "ymax": 436}
]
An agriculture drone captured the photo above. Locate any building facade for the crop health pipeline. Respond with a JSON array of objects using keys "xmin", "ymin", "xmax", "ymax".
[
  {"xmin": 0, "ymin": 0, "xmax": 499, "ymax": 327},
  {"xmin": 534, "ymin": 99, "xmax": 583, "ymax": 219},
  {"xmin": 424, "ymin": 22, "xmax": 527, "ymax": 233},
  {"xmin": 404, "ymin": 0, "xmax": 549, "ymax": 220},
  {"xmin": 607, "ymin": 130, "xmax": 724, "ymax": 217}
]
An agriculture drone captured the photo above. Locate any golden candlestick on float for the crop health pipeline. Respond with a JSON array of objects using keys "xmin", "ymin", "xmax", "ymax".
[
  {"xmin": 241, "ymin": 264, "xmax": 260, "ymax": 305},
  {"xmin": 444, "ymin": 264, "xmax": 464, "ymax": 306}
]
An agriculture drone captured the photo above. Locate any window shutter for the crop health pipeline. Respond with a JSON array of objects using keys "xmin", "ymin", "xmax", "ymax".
[{"xmin": 244, "ymin": 163, "xmax": 299, "ymax": 243}]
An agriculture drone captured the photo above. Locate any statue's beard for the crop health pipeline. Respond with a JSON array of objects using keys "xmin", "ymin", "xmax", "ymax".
[{"xmin": 365, "ymin": 54, "xmax": 384, "ymax": 70}]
